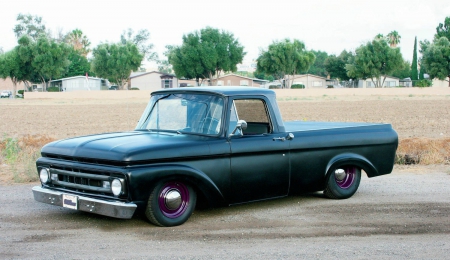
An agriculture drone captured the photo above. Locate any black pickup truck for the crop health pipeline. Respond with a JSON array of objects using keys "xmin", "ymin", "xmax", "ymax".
[{"xmin": 33, "ymin": 87, "xmax": 398, "ymax": 226}]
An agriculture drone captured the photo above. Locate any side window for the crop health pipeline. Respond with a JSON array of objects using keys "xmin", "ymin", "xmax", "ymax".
[
  {"xmin": 230, "ymin": 99, "xmax": 272, "ymax": 135},
  {"xmin": 228, "ymin": 102, "xmax": 240, "ymax": 135}
]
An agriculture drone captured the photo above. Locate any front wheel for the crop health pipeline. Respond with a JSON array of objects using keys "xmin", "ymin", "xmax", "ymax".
[
  {"xmin": 145, "ymin": 181, "xmax": 196, "ymax": 227},
  {"xmin": 324, "ymin": 166, "xmax": 361, "ymax": 199}
]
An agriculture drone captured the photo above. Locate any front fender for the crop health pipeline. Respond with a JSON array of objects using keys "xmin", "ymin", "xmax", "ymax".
[
  {"xmin": 325, "ymin": 153, "xmax": 378, "ymax": 178},
  {"xmin": 128, "ymin": 164, "xmax": 226, "ymax": 208}
]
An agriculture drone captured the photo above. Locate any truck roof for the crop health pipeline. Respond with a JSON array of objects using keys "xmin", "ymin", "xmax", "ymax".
[{"xmin": 152, "ymin": 86, "xmax": 276, "ymax": 97}]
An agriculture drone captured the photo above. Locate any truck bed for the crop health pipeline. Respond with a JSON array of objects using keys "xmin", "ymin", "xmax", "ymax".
[{"xmin": 284, "ymin": 121, "xmax": 390, "ymax": 132}]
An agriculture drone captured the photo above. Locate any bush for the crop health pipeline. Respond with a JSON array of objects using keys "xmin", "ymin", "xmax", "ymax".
[
  {"xmin": 291, "ymin": 84, "xmax": 305, "ymax": 89},
  {"xmin": 130, "ymin": 87, "xmax": 140, "ymax": 90},
  {"xmin": 47, "ymin": 86, "xmax": 60, "ymax": 92},
  {"xmin": 0, "ymin": 135, "xmax": 55, "ymax": 183},
  {"xmin": 269, "ymin": 85, "xmax": 280, "ymax": 89},
  {"xmin": 414, "ymin": 79, "xmax": 432, "ymax": 88}
]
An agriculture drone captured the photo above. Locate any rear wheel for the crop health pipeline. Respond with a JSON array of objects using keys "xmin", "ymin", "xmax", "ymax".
[
  {"xmin": 324, "ymin": 166, "xmax": 361, "ymax": 199},
  {"xmin": 145, "ymin": 181, "xmax": 196, "ymax": 227}
]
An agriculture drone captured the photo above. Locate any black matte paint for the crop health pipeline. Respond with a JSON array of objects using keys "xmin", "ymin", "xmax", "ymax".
[{"xmin": 36, "ymin": 87, "xmax": 398, "ymax": 213}]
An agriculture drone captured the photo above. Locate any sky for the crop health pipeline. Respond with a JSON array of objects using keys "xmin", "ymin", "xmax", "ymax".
[{"xmin": 1, "ymin": 0, "xmax": 450, "ymax": 68}]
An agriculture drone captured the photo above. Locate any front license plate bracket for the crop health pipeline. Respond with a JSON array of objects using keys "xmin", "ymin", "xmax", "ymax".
[{"xmin": 62, "ymin": 194, "xmax": 78, "ymax": 210}]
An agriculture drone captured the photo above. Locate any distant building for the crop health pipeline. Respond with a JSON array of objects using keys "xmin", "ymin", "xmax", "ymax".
[
  {"xmin": 212, "ymin": 74, "xmax": 268, "ymax": 87},
  {"xmin": 0, "ymin": 77, "xmax": 26, "ymax": 94},
  {"xmin": 292, "ymin": 74, "xmax": 328, "ymax": 89},
  {"xmin": 50, "ymin": 76, "xmax": 106, "ymax": 92},
  {"xmin": 399, "ymin": 78, "xmax": 412, "ymax": 87},
  {"xmin": 129, "ymin": 71, "xmax": 178, "ymax": 91},
  {"xmin": 358, "ymin": 76, "xmax": 399, "ymax": 88},
  {"xmin": 171, "ymin": 73, "xmax": 268, "ymax": 88}
]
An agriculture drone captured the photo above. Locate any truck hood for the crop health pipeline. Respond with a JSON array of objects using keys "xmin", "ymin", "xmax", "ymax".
[{"xmin": 41, "ymin": 131, "xmax": 214, "ymax": 162}]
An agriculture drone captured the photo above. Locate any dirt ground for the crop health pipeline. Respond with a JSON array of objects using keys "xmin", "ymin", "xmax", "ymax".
[
  {"xmin": 0, "ymin": 88, "xmax": 449, "ymax": 258},
  {"xmin": 0, "ymin": 89, "xmax": 449, "ymax": 139}
]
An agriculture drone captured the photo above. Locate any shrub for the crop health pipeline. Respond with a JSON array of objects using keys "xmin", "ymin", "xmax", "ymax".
[
  {"xmin": 1, "ymin": 137, "xmax": 20, "ymax": 164},
  {"xmin": 47, "ymin": 86, "xmax": 60, "ymax": 92},
  {"xmin": 269, "ymin": 85, "xmax": 280, "ymax": 89},
  {"xmin": 327, "ymin": 85, "xmax": 334, "ymax": 88},
  {"xmin": 395, "ymin": 138, "xmax": 450, "ymax": 165},
  {"xmin": 0, "ymin": 135, "xmax": 56, "ymax": 183},
  {"xmin": 291, "ymin": 84, "xmax": 305, "ymax": 89},
  {"xmin": 414, "ymin": 79, "xmax": 432, "ymax": 88},
  {"xmin": 130, "ymin": 87, "xmax": 140, "ymax": 90}
]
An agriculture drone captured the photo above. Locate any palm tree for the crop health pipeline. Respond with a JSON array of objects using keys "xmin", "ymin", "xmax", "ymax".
[
  {"xmin": 387, "ymin": 31, "xmax": 401, "ymax": 47},
  {"xmin": 65, "ymin": 29, "xmax": 91, "ymax": 57},
  {"xmin": 375, "ymin": 34, "xmax": 385, "ymax": 40}
]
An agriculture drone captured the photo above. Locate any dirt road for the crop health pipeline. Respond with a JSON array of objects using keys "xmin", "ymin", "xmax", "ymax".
[{"xmin": 1, "ymin": 165, "xmax": 449, "ymax": 259}]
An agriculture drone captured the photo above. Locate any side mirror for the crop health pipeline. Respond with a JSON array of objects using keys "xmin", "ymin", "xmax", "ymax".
[{"xmin": 229, "ymin": 120, "xmax": 247, "ymax": 138}]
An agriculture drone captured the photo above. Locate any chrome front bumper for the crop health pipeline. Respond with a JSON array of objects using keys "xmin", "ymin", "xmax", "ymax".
[{"xmin": 32, "ymin": 186, "xmax": 137, "ymax": 219}]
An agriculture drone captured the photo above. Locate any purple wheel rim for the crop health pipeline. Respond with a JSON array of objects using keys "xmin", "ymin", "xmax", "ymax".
[
  {"xmin": 158, "ymin": 182, "xmax": 190, "ymax": 218},
  {"xmin": 335, "ymin": 167, "xmax": 356, "ymax": 189}
]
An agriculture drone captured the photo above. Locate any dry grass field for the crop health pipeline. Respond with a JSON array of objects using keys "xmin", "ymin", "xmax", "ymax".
[{"xmin": 0, "ymin": 87, "xmax": 449, "ymax": 183}]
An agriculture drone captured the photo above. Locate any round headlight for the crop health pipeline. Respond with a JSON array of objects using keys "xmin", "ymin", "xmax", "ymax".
[
  {"xmin": 39, "ymin": 168, "xmax": 50, "ymax": 184},
  {"xmin": 111, "ymin": 179, "xmax": 123, "ymax": 196}
]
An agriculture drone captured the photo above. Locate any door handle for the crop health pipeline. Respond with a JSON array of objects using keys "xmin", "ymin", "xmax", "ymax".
[{"xmin": 273, "ymin": 133, "xmax": 294, "ymax": 142}]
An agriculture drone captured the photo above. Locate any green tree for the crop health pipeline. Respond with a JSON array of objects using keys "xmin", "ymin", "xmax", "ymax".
[
  {"xmin": 421, "ymin": 37, "xmax": 450, "ymax": 86},
  {"xmin": 375, "ymin": 34, "xmax": 385, "ymax": 40},
  {"xmin": 13, "ymin": 13, "xmax": 47, "ymax": 40},
  {"xmin": 435, "ymin": 16, "xmax": 450, "ymax": 41},
  {"xmin": 419, "ymin": 39, "xmax": 431, "ymax": 79},
  {"xmin": 387, "ymin": 31, "xmax": 401, "ymax": 47},
  {"xmin": 31, "ymin": 35, "xmax": 71, "ymax": 88},
  {"xmin": 167, "ymin": 27, "xmax": 246, "ymax": 85},
  {"xmin": 411, "ymin": 37, "xmax": 418, "ymax": 80},
  {"xmin": 256, "ymin": 39, "xmax": 315, "ymax": 88},
  {"xmin": 0, "ymin": 50, "xmax": 24, "ymax": 98},
  {"xmin": 121, "ymin": 28, "xmax": 158, "ymax": 62},
  {"xmin": 307, "ymin": 50, "xmax": 328, "ymax": 77},
  {"xmin": 391, "ymin": 59, "xmax": 411, "ymax": 79},
  {"xmin": 253, "ymin": 70, "xmax": 274, "ymax": 81},
  {"xmin": 0, "ymin": 36, "xmax": 43, "ymax": 95},
  {"xmin": 166, "ymin": 40, "xmax": 208, "ymax": 85},
  {"xmin": 14, "ymin": 35, "xmax": 40, "ymax": 90},
  {"xmin": 65, "ymin": 29, "xmax": 91, "ymax": 57},
  {"xmin": 91, "ymin": 42, "xmax": 144, "ymax": 89},
  {"xmin": 346, "ymin": 38, "xmax": 404, "ymax": 87},
  {"xmin": 324, "ymin": 50, "xmax": 354, "ymax": 81},
  {"xmin": 64, "ymin": 49, "xmax": 91, "ymax": 78}
]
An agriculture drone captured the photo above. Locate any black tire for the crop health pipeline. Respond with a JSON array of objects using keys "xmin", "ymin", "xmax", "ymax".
[
  {"xmin": 145, "ymin": 180, "xmax": 196, "ymax": 227},
  {"xmin": 324, "ymin": 166, "xmax": 361, "ymax": 199}
]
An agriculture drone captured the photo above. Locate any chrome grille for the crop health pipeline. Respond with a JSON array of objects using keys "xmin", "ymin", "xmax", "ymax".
[{"xmin": 49, "ymin": 167, "xmax": 115, "ymax": 196}]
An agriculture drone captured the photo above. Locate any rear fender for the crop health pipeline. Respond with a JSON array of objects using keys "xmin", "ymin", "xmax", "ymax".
[{"xmin": 325, "ymin": 153, "xmax": 378, "ymax": 178}]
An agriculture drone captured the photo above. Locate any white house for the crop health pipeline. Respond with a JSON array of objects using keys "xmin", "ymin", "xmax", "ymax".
[
  {"xmin": 292, "ymin": 74, "xmax": 328, "ymax": 88},
  {"xmin": 50, "ymin": 76, "xmax": 106, "ymax": 91},
  {"xmin": 358, "ymin": 76, "xmax": 400, "ymax": 88}
]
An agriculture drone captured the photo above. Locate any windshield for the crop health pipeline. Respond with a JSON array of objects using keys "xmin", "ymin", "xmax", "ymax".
[{"xmin": 136, "ymin": 93, "xmax": 224, "ymax": 135}]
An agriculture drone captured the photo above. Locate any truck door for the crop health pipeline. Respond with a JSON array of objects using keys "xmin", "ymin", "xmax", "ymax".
[{"xmin": 228, "ymin": 98, "xmax": 290, "ymax": 204}]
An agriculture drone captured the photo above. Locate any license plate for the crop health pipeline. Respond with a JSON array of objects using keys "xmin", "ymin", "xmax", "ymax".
[{"xmin": 62, "ymin": 194, "xmax": 78, "ymax": 210}]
